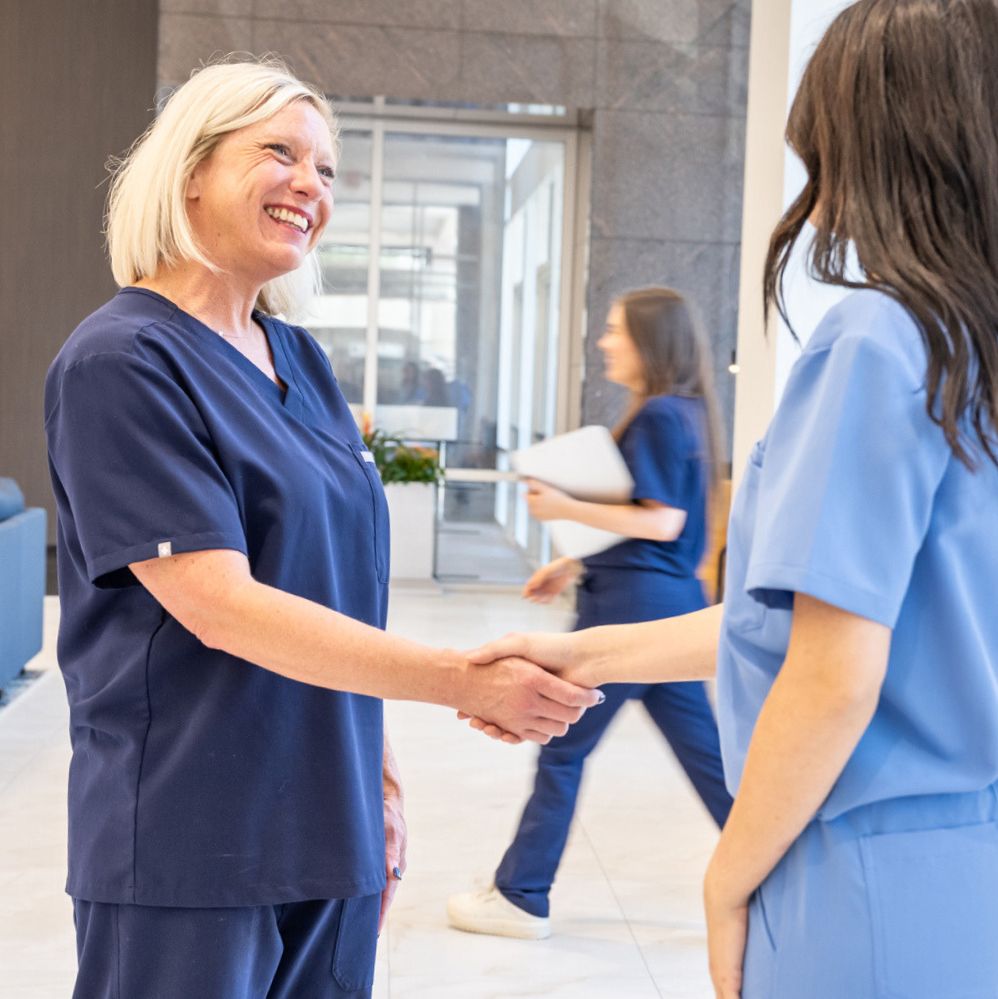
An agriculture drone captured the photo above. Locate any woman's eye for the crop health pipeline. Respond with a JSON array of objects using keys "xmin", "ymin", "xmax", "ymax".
[
  {"xmin": 266, "ymin": 143, "xmax": 291, "ymax": 158},
  {"xmin": 319, "ymin": 166, "xmax": 335, "ymax": 182}
]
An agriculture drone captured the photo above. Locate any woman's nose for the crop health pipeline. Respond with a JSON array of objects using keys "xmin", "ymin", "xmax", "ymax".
[{"xmin": 291, "ymin": 159, "xmax": 324, "ymax": 197}]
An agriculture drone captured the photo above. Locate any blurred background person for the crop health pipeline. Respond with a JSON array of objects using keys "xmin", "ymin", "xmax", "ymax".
[
  {"xmin": 399, "ymin": 359, "xmax": 425, "ymax": 404},
  {"xmin": 448, "ymin": 287, "xmax": 732, "ymax": 940},
  {"xmin": 421, "ymin": 365, "xmax": 450, "ymax": 407}
]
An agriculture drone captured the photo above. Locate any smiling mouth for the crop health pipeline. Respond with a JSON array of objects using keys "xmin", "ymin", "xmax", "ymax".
[{"xmin": 265, "ymin": 206, "xmax": 310, "ymax": 233}]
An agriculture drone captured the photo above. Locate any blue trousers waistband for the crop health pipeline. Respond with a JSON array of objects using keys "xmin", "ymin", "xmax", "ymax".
[{"xmin": 819, "ymin": 781, "xmax": 998, "ymax": 843}]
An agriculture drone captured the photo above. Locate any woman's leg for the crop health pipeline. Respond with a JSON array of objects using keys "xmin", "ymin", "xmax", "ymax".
[
  {"xmin": 72, "ymin": 900, "xmax": 281, "ymax": 999},
  {"xmin": 744, "ymin": 784, "xmax": 998, "ymax": 998},
  {"xmin": 494, "ymin": 568, "xmax": 711, "ymax": 917},
  {"xmin": 494, "ymin": 683, "xmax": 635, "ymax": 917},
  {"xmin": 641, "ymin": 682, "xmax": 732, "ymax": 827},
  {"xmin": 72, "ymin": 896, "xmax": 380, "ymax": 999},
  {"xmin": 268, "ymin": 895, "xmax": 380, "ymax": 999}
]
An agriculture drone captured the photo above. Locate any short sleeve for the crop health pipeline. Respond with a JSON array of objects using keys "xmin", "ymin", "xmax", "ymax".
[
  {"xmin": 46, "ymin": 351, "xmax": 247, "ymax": 587},
  {"xmin": 622, "ymin": 401, "xmax": 694, "ymax": 510},
  {"xmin": 745, "ymin": 332, "xmax": 951, "ymax": 628}
]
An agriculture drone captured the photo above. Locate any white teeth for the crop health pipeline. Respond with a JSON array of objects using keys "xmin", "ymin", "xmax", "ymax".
[{"xmin": 266, "ymin": 207, "xmax": 308, "ymax": 232}]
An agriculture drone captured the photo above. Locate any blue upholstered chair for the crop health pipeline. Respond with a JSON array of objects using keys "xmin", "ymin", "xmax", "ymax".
[{"xmin": 0, "ymin": 478, "xmax": 47, "ymax": 689}]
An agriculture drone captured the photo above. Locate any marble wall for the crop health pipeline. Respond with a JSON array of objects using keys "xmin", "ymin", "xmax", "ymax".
[{"xmin": 158, "ymin": 0, "xmax": 751, "ymax": 450}]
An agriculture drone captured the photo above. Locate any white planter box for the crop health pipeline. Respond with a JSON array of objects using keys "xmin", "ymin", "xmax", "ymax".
[{"xmin": 384, "ymin": 482, "xmax": 436, "ymax": 580}]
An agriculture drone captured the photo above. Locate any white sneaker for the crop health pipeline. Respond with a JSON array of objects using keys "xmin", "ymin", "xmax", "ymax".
[{"xmin": 447, "ymin": 885, "xmax": 551, "ymax": 940}]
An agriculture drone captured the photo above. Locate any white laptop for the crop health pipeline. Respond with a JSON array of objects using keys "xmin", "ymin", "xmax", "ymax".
[{"xmin": 511, "ymin": 425, "xmax": 634, "ymax": 558}]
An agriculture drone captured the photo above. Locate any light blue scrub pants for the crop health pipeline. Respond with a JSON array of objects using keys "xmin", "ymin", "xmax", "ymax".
[{"xmin": 742, "ymin": 782, "xmax": 998, "ymax": 998}]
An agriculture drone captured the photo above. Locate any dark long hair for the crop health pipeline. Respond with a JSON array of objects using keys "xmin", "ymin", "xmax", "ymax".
[
  {"xmin": 764, "ymin": 0, "xmax": 998, "ymax": 468},
  {"xmin": 613, "ymin": 287, "xmax": 724, "ymax": 486}
]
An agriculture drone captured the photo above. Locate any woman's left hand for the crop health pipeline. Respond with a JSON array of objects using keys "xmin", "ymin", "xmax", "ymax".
[
  {"xmin": 380, "ymin": 739, "xmax": 407, "ymax": 935},
  {"xmin": 703, "ymin": 860, "xmax": 750, "ymax": 999},
  {"xmin": 380, "ymin": 787, "xmax": 407, "ymax": 934},
  {"xmin": 524, "ymin": 478, "xmax": 574, "ymax": 522}
]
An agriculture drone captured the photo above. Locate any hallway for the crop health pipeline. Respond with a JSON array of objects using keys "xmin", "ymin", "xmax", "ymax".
[{"xmin": 0, "ymin": 589, "xmax": 717, "ymax": 998}]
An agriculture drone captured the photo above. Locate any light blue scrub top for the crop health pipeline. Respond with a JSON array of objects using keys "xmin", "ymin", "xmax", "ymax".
[{"xmin": 717, "ymin": 289, "xmax": 998, "ymax": 820}]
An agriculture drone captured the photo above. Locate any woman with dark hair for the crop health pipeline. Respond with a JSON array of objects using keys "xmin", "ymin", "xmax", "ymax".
[
  {"xmin": 448, "ymin": 287, "xmax": 732, "ymax": 939},
  {"xmin": 465, "ymin": 1, "xmax": 998, "ymax": 995}
]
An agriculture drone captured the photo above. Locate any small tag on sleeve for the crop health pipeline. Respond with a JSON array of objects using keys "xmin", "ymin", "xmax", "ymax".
[
  {"xmin": 157, "ymin": 541, "xmax": 173, "ymax": 558},
  {"xmin": 361, "ymin": 450, "xmax": 376, "ymax": 463}
]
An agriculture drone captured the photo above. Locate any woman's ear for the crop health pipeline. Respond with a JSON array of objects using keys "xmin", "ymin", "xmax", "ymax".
[{"xmin": 186, "ymin": 161, "xmax": 205, "ymax": 202}]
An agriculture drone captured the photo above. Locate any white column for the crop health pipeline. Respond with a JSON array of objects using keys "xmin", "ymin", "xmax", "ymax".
[{"xmin": 731, "ymin": 0, "xmax": 853, "ymax": 484}]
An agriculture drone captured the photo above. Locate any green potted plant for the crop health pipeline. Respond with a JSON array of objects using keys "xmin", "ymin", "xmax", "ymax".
[
  {"xmin": 361, "ymin": 417, "xmax": 443, "ymax": 579},
  {"xmin": 361, "ymin": 427, "xmax": 444, "ymax": 485}
]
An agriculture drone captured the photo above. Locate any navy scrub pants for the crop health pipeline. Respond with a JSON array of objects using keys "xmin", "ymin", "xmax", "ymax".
[
  {"xmin": 72, "ymin": 893, "xmax": 380, "ymax": 999},
  {"xmin": 495, "ymin": 567, "xmax": 733, "ymax": 918}
]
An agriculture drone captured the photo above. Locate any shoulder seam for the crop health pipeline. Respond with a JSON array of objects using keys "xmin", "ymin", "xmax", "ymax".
[
  {"xmin": 808, "ymin": 324, "xmax": 920, "ymax": 363},
  {"xmin": 44, "ymin": 328, "xmax": 175, "ymax": 429}
]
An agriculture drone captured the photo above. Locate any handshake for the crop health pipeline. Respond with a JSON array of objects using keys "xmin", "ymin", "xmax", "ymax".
[{"xmin": 449, "ymin": 629, "xmax": 607, "ymax": 746}]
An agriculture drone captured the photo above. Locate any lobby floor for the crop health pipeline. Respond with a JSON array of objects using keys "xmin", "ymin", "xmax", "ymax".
[{"xmin": 0, "ymin": 591, "xmax": 718, "ymax": 998}]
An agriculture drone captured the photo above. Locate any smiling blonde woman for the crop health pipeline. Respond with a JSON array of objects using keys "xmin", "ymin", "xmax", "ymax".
[{"xmin": 44, "ymin": 58, "xmax": 600, "ymax": 999}]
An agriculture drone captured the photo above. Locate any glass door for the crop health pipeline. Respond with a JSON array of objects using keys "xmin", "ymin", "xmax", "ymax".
[{"xmin": 306, "ymin": 115, "xmax": 581, "ymax": 582}]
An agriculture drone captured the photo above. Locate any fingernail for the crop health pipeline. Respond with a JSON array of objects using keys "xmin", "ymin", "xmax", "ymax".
[{"xmin": 595, "ymin": 690, "xmax": 606, "ymax": 705}]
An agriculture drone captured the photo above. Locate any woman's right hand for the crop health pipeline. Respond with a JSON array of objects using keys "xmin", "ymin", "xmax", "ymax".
[
  {"xmin": 456, "ymin": 652, "xmax": 603, "ymax": 745},
  {"xmin": 522, "ymin": 557, "xmax": 582, "ymax": 604},
  {"xmin": 469, "ymin": 628, "xmax": 604, "ymax": 693},
  {"xmin": 457, "ymin": 630, "xmax": 605, "ymax": 742}
]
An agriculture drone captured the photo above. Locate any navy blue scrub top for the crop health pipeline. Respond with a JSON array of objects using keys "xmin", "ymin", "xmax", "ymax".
[
  {"xmin": 584, "ymin": 394, "xmax": 708, "ymax": 578},
  {"xmin": 44, "ymin": 287, "xmax": 389, "ymax": 907}
]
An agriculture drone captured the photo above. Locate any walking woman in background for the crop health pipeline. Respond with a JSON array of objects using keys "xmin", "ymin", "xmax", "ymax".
[
  {"xmin": 465, "ymin": 2, "xmax": 998, "ymax": 995},
  {"xmin": 449, "ymin": 288, "xmax": 733, "ymax": 940}
]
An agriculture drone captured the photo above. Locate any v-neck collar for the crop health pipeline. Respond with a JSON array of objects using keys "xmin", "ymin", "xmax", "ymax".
[{"xmin": 123, "ymin": 287, "xmax": 305, "ymax": 418}]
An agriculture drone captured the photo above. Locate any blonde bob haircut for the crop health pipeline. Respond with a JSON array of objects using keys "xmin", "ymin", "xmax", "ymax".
[{"xmin": 107, "ymin": 57, "xmax": 338, "ymax": 318}]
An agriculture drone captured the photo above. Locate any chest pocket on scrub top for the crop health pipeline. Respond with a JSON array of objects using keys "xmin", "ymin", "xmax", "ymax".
[{"xmin": 348, "ymin": 442, "xmax": 390, "ymax": 583}]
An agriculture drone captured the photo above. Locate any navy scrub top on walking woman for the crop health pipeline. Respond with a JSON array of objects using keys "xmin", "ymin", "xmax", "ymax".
[
  {"xmin": 718, "ymin": 290, "xmax": 998, "ymax": 998},
  {"xmin": 584, "ymin": 394, "xmax": 709, "ymax": 599},
  {"xmin": 44, "ymin": 287, "xmax": 389, "ymax": 908}
]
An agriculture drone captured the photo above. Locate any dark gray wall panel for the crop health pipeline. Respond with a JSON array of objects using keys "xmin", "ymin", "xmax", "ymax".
[
  {"xmin": 700, "ymin": 0, "xmax": 752, "ymax": 47},
  {"xmin": 253, "ymin": 0, "xmax": 461, "ymax": 30},
  {"xmin": 590, "ymin": 110, "xmax": 745, "ymax": 243},
  {"xmin": 458, "ymin": 33, "xmax": 596, "ymax": 107},
  {"xmin": 597, "ymin": 0, "xmax": 701, "ymax": 44},
  {"xmin": 462, "ymin": 0, "xmax": 598, "ymax": 38},
  {"xmin": 0, "ymin": 0, "xmax": 158, "ymax": 540},
  {"xmin": 161, "ymin": 0, "xmax": 252, "ymax": 14},
  {"xmin": 596, "ymin": 39, "xmax": 748, "ymax": 115},
  {"xmin": 248, "ymin": 19, "xmax": 461, "ymax": 99},
  {"xmin": 158, "ymin": 13, "xmax": 253, "ymax": 83}
]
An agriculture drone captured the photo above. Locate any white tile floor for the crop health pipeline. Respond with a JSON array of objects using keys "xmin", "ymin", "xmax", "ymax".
[{"xmin": 0, "ymin": 591, "xmax": 718, "ymax": 998}]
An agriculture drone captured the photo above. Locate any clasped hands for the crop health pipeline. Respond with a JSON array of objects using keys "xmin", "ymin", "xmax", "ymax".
[
  {"xmin": 453, "ymin": 629, "xmax": 601, "ymax": 745},
  {"xmin": 452, "ymin": 480, "xmax": 593, "ymax": 745}
]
